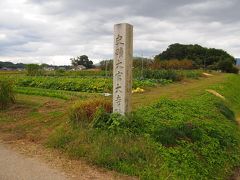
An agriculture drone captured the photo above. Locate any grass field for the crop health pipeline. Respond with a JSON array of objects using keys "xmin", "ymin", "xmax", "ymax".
[{"xmin": 0, "ymin": 72, "xmax": 240, "ymax": 179}]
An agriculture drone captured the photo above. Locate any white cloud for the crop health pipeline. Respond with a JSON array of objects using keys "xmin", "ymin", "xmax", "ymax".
[{"xmin": 0, "ymin": 0, "xmax": 239, "ymax": 65}]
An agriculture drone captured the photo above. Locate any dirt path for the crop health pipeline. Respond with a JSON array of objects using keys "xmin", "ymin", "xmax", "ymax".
[
  {"xmin": 0, "ymin": 95, "xmax": 136, "ymax": 180},
  {"xmin": 0, "ymin": 137, "xmax": 135, "ymax": 180},
  {"xmin": 0, "ymin": 142, "xmax": 68, "ymax": 180},
  {"xmin": 132, "ymin": 73, "xmax": 226, "ymax": 109}
]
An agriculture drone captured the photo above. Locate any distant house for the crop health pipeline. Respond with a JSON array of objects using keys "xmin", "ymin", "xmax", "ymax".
[
  {"xmin": 71, "ymin": 65, "xmax": 86, "ymax": 71},
  {"xmin": 43, "ymin": 67, "xmax": 55, "ymax": 71},
  {"xmin": 0, "ymin": 67, "xmax": 13, "ymax": 71},
  {"xmin": 58, "ymin": 67, "xmax": 66, "ymax": 70}
]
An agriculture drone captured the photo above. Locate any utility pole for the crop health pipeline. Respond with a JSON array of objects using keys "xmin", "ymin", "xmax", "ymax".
[{"xmin": 105, "ymin": 60, "xmax": 108, "ymax": 77}]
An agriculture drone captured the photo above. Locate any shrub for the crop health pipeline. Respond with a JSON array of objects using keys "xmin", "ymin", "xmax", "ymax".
[
  {"xmin": 69, "ymin": 98, "xmax": 112, "ymax": 125},
  {"xmin": 102, "ymin": 113, "xmax": 128, "ymax": 131},
  {"xmin": 218, "ymin": 59, "xmax": 239, "ymax": 74},
  {"xmin": 230, "ymin": 66, "xmax": 239, "ymax": 74},
  {"xmin": 90, "ymin": 107, "xmax": 111, "ymax": 128},
  {"xmin": 55, "ymin": 69, "xmax": 65, "ymax": 76},
  {"xmin": 151, "ymin": 59, "xmax": 194, "ymax": 70},
  {"xmin": 0, "ymin": 79, "xmax": 15, "ymax": 109},
  {"xmin": 26, "ymin": 64, "xmax": 44, "ymax": 76},
  {"xmin": 143, "ymin": 69, "xmax": 183, "ymax": 81}
]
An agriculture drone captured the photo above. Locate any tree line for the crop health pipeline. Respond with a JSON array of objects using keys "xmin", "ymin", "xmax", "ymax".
[
  {"xmin": 0, "ymin": 61, "xmax": 26, "ymax": 69},
  {"xmin": 1, "ymin": 43, "xmax": 239, "ymax": 74},
  {"xmin": 99, "ymin": 43, "xmax": 238, "ymax": 73}
]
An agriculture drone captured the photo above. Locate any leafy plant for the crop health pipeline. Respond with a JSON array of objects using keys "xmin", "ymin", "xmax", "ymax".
[
  {"xmin": 12, "ymin": 76, "xmax": 156, "ymax": 93},
  {"xmin": 0, "ymin": 79, "xmax": 15, "ymax": 109},
  {"xmin": 90, "ymin": 107, "xmax": 111, "ymax": 128}
]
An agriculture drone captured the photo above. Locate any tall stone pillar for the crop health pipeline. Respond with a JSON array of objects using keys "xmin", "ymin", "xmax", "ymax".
[{"xmin": 113, "ymin": 23, "xmax": 133, "ymax": 115}]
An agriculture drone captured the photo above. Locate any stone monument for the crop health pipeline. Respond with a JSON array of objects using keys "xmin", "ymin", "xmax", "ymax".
[{"xmin": 113, "ymin": 23, "xmax": 133, "ymax": 115}]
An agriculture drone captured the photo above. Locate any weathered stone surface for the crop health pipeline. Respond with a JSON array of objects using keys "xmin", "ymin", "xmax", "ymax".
[{"xmin": 113, "ymin": 23, "xmax": 133, "ymax": 115}]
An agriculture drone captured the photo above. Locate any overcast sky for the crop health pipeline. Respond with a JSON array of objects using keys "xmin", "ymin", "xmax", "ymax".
[{"xmin": 0, "ymin": 0, "xmax": 239, "ymax": 65}]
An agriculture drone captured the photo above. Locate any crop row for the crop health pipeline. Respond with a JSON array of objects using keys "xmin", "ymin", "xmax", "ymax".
[
  {"xmin": 38, "ymin": 69, "xmax": 203, "ymax": 80},
  {"xmin": 13, "ymin": 77, "xmax": 157, "ymax": 93},
  {"xmin": 142, "ymin": 69, "xmax": 203, "ymax": 81}
]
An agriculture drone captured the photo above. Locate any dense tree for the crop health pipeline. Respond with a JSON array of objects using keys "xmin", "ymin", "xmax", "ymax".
[
  {"xmin": 71, "ymin": 55, "xmax": 94, "ymax": 69},
  {"xmin": 0, "ymin": 61, "xmax": 26, "ymax": 69},
  {"xmin": 0, "ymin": 61, "xmax": 73, "ymax": 70},
  {"xmin": 155, "ymin": 43, "xmax": 236, "ymax": 69}
]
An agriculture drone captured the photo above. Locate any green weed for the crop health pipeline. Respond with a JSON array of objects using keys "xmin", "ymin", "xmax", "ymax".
[{"xmin": 0, "ymin": 79, "xmax": 15, "ymax": 109}]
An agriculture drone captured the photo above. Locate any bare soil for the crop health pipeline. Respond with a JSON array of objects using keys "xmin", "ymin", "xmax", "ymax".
[{"xmin": 0, "ymin": 134, "xmax": 137, "ymax": 180}]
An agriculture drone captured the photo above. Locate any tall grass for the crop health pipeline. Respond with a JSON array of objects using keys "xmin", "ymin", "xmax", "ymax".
[
  {"xmin": 141, "ymin": 70, "xmax": 202, "ymax": 81},
  {"xmin": 69, "ymin": 98, "xmax": 112, "ymax": 125},
  {"xmin": 0, "ymin": 79, "xmax": 15, "ymax": 109}
]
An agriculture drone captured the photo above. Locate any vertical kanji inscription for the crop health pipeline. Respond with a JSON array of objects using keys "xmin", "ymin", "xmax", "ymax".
[{"xmin": 113, "ymin": 23, "xmax": 133, "ymax": 115}]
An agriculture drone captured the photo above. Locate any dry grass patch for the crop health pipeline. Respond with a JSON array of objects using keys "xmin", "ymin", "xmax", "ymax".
[{"xmin": 206, "ymin": 89, "xmax": 226, "ymax": 100}]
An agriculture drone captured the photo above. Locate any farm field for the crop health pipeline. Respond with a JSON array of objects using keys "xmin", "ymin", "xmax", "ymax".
[
  {"xmin": 0, "ymin": 71, "xmax": 240, "ymax": 179},
  {"xmin": 1, "ymin": 0, "xmax": 240, "ymax": 179}
]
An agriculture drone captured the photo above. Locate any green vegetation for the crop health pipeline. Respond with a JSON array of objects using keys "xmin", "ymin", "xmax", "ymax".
[
  {"xmin": 12, "ymin": 76, "xmax": 156, "ymax": 93},
  {"xmin": 0, "ymin": 61, "xmax": 26, "ymax": 69},
  {"xmin": 37, "ymin": 69, "xmax": 203, "ymax": 81},
  {"xmin": 45, "ymin": 69, "xmax": 107, "ymax": 77},
  {"xmin": 155, "ymin": 43, "xmax": 238, "ymax": 73},
  {"xmin": 0, "ymin": 71, "xmax": 25, "ymax": 75},
  {"xmin": 15, "ymin": 76, "xmax": 112, "ymax": 93},
  {"xmin": 132, "ymin": 73, "xmax": 225, "ymax": 108},
  {"xmin": 0, "ymin": 70, "xmax": 239, "ymax": 179},
  {"xmin": 46, "ymin": 74, "xmax": 240, "ymax": 179},
  {"xmin": 99, "ymin": 57, "xmax": 151, "ymax": 71},
  {"xmin": 26, "ymin": 64, "xmax": 44, "ymax": 76},
  {"xmin": 71, "ymin": 55, "xmax": 94, "ymax": 69},
  {"xmin": 141, "ymin": 69, "xmax": 202, "ymax": 81},
  {"xmin": 14, "ymin": 87, "xmax": 97, "ymax": 100},
  {"xmin": 211, "ymin": 75, "xmax": 240, "ymax": 114},
  {"xmin": 69, "ymin": 98, "xmax": 112, "ymax": 125},
  {"xmin": 0, "ymin": 79, "xmax": 15, "ymax": 109},
  {"xmin": 218, "ymin": 59, "xmax": 239, "ymax": 73},
  {"xmin": 11, "ymin": 71, "xmax": 202, "ymax": 93},
  {"xmin": 149, "ymin": 59, "xmax": 194, "ymax": 70}
]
